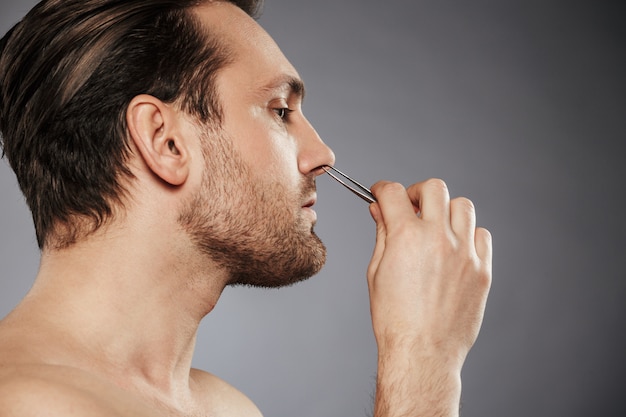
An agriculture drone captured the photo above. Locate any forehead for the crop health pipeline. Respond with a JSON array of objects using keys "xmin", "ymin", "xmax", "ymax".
[{"xmin": 193, "ymin": 2, "xmax": 301, "ymax": 88}]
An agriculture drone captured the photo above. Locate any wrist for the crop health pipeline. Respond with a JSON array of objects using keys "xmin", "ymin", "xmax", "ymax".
[
  {"xmin": 375, "ymin": 327, "xmax": 468, "ymax": 371},
  {"xmin": 374, "ymin": 341, "xmax": 464, "ymax": 417}
]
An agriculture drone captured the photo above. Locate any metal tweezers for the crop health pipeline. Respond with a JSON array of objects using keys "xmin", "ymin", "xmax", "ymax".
[{"xmin": 322, "ymin": 165, "xmax": 376, "ymax": 204}]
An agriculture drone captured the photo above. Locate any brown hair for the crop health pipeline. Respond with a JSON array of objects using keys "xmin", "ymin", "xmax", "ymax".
[{"xmin": 0, "ymin": 0, "xmax": 263, "ymax": 249}]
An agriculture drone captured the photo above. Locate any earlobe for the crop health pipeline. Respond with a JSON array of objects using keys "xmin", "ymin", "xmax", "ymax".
[{"xmin": 127, "ymin": 95, "xmax": 189, "ymax": 186}]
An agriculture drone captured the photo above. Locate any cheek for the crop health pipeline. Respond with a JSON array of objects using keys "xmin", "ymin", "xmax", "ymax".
[
  {"xmin": 269, "ymin": 141, "xmax": 300, "ymax": 191},
  {"xmin": 226, "ymin": 109, "xmax": 300, "ymax": 187},
  {"xmin": 248, "ymin": 134, "xmax": 300, "ymax": 188}
]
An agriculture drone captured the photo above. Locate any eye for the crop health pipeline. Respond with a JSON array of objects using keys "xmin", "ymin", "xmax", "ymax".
[{"xmin": 273, "ymin": 107, "xmax": 293, "ymax": 122}]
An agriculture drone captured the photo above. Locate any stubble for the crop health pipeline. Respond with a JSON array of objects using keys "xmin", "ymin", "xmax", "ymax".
[{"xmin": 178, "ymin": 128, "xmax": 326, "ymax": 288}]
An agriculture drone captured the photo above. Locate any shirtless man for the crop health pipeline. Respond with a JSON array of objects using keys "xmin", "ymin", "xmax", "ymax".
[{"xmin": 0, "ymin": 1, "xmax": 492, "ymax": 416}]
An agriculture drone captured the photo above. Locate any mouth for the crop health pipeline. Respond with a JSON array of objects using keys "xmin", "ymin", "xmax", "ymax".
[{"xmin": 302, "ymin": 193, "xmax": 317, "ymax": 209}]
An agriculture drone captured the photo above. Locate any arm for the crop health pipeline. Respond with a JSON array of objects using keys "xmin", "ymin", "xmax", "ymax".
[{"xmin": 367, "ymin": 179, "xmax": 492, "ymax": 417}]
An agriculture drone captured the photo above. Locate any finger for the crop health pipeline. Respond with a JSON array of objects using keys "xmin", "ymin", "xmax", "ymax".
[
  {"xmin": 406, "ymin": 179, "xmax": 450, "ymax": 223},
  {"xmin": 450, "ymin": 197, "xmax": 476, "ymax": 244},
  {"xmin": 367, "ymin": 203, "xmax": 387, "ymax": 283},
  {"xmin": 475, "ymin": 227, "xmax": 493, "ymax": 264},
  {"xmin": 370, "ymin": 181, "xmax": 417, "ymax": 231}
]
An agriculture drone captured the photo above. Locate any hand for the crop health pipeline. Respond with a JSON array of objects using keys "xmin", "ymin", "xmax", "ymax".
[{"xmin": 367, "ymin": 179, "xmax": 492, "ymax": 416}]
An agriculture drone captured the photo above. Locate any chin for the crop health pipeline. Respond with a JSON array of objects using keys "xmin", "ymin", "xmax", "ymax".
[{"xmin": 228, "ymin": 232, "xmax": 327, "ymax": 289}]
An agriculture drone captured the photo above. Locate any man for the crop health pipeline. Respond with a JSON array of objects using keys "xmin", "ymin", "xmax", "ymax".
[{"xmin": 0, "ymin": 0, "xmax": 492, "ymax": 416}]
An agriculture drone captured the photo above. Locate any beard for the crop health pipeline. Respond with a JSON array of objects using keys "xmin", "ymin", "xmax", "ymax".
[{"xmin": 178, "ymin": 127, "xmax": 326, "ymax": 288}]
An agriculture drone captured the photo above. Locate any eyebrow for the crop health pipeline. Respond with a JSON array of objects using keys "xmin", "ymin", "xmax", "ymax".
[{"xmin": 261, "ymin": 74, "xmax": 306, "ymax": 101}]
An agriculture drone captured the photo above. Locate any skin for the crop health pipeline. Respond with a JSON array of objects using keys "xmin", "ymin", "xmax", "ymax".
[{"xmin": 0, "ymin": 2, "xmax": 492, "ymax": 417}]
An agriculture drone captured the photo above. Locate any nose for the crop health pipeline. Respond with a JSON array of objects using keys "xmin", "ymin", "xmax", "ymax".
[{"xmin": 297, "ymin": 117, "xmax": 335, "ymax": 176}]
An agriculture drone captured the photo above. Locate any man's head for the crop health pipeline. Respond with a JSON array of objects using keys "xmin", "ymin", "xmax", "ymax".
[
  {"xmin": 0, "ymin": 0, "xmax": 262, "ymax": 249},
  {"xmin": 0, "ymin": 0, "xmax": 335, "ymax": 287}
]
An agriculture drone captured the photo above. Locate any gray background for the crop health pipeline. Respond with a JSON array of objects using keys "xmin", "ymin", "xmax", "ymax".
[{"xmin": 1, "ymin": 1, "xmax": 625, "ymax": 416}]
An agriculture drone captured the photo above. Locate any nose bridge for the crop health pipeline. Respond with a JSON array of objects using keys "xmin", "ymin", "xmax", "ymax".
[{"xmin": 297, "ymin": 116, "xmax": 335, "ymax": 174}]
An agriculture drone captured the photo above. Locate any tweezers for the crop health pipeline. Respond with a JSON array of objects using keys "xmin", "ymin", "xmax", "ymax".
[{"xmin": 322, "ymin": 165, "xmax": 376, "ymax": 204}]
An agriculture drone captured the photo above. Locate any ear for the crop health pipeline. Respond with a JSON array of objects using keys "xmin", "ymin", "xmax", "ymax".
[{"xmin": 126, "ymin": 95, "xmax": 190, "ymax": 186}]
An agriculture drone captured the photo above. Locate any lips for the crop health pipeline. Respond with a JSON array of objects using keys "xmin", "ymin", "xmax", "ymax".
[{"xmin": 302, "ymin": 193, "xmax": 317, "ymax": 209}]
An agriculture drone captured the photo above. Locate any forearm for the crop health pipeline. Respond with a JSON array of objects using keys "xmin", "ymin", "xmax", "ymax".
[{"xmin": 374, "ymin": 345, "xmax": 462, "ymax": 417}]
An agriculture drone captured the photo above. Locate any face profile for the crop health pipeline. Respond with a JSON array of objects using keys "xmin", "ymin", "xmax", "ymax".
[{"xmin": 173, "ymin": 3, "xmax": 333, "ymax": 288}]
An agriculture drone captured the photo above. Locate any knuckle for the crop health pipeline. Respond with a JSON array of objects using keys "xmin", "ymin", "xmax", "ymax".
[
  {"xmin": 478, "ymin": 264, "xmax": 492, "ymax": 290},
  {"xmin": 379, "ymin": 181, "xmax": 406, "ymax": 195},
  {"xmin": 424, "ymin": 178, "xmax": 448, "ymax": 193},
  {"xmin": 452, "ymin": 197, "xmax": 475, "ymax": 214},
  {"xmin": 459, "ymin": 254, "xmax": 490, "ymax": 291}
]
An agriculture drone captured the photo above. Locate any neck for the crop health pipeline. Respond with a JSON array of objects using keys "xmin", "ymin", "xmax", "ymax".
[{"xmin": 10, "ymin": 219, "xmax": 228, "ymax": 400}]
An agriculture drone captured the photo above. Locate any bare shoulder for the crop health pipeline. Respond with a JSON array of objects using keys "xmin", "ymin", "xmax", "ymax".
[
  {"xmin": 0, "ymin": 367, "xmax": 110, "ymax": 416},
  {"xmin": 0, "ymin": 365, "xmax": 154, "ymax": 417},
  {"xmin": 190, "ymin": 368, "xmax": 263, "ymax": 417}
]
